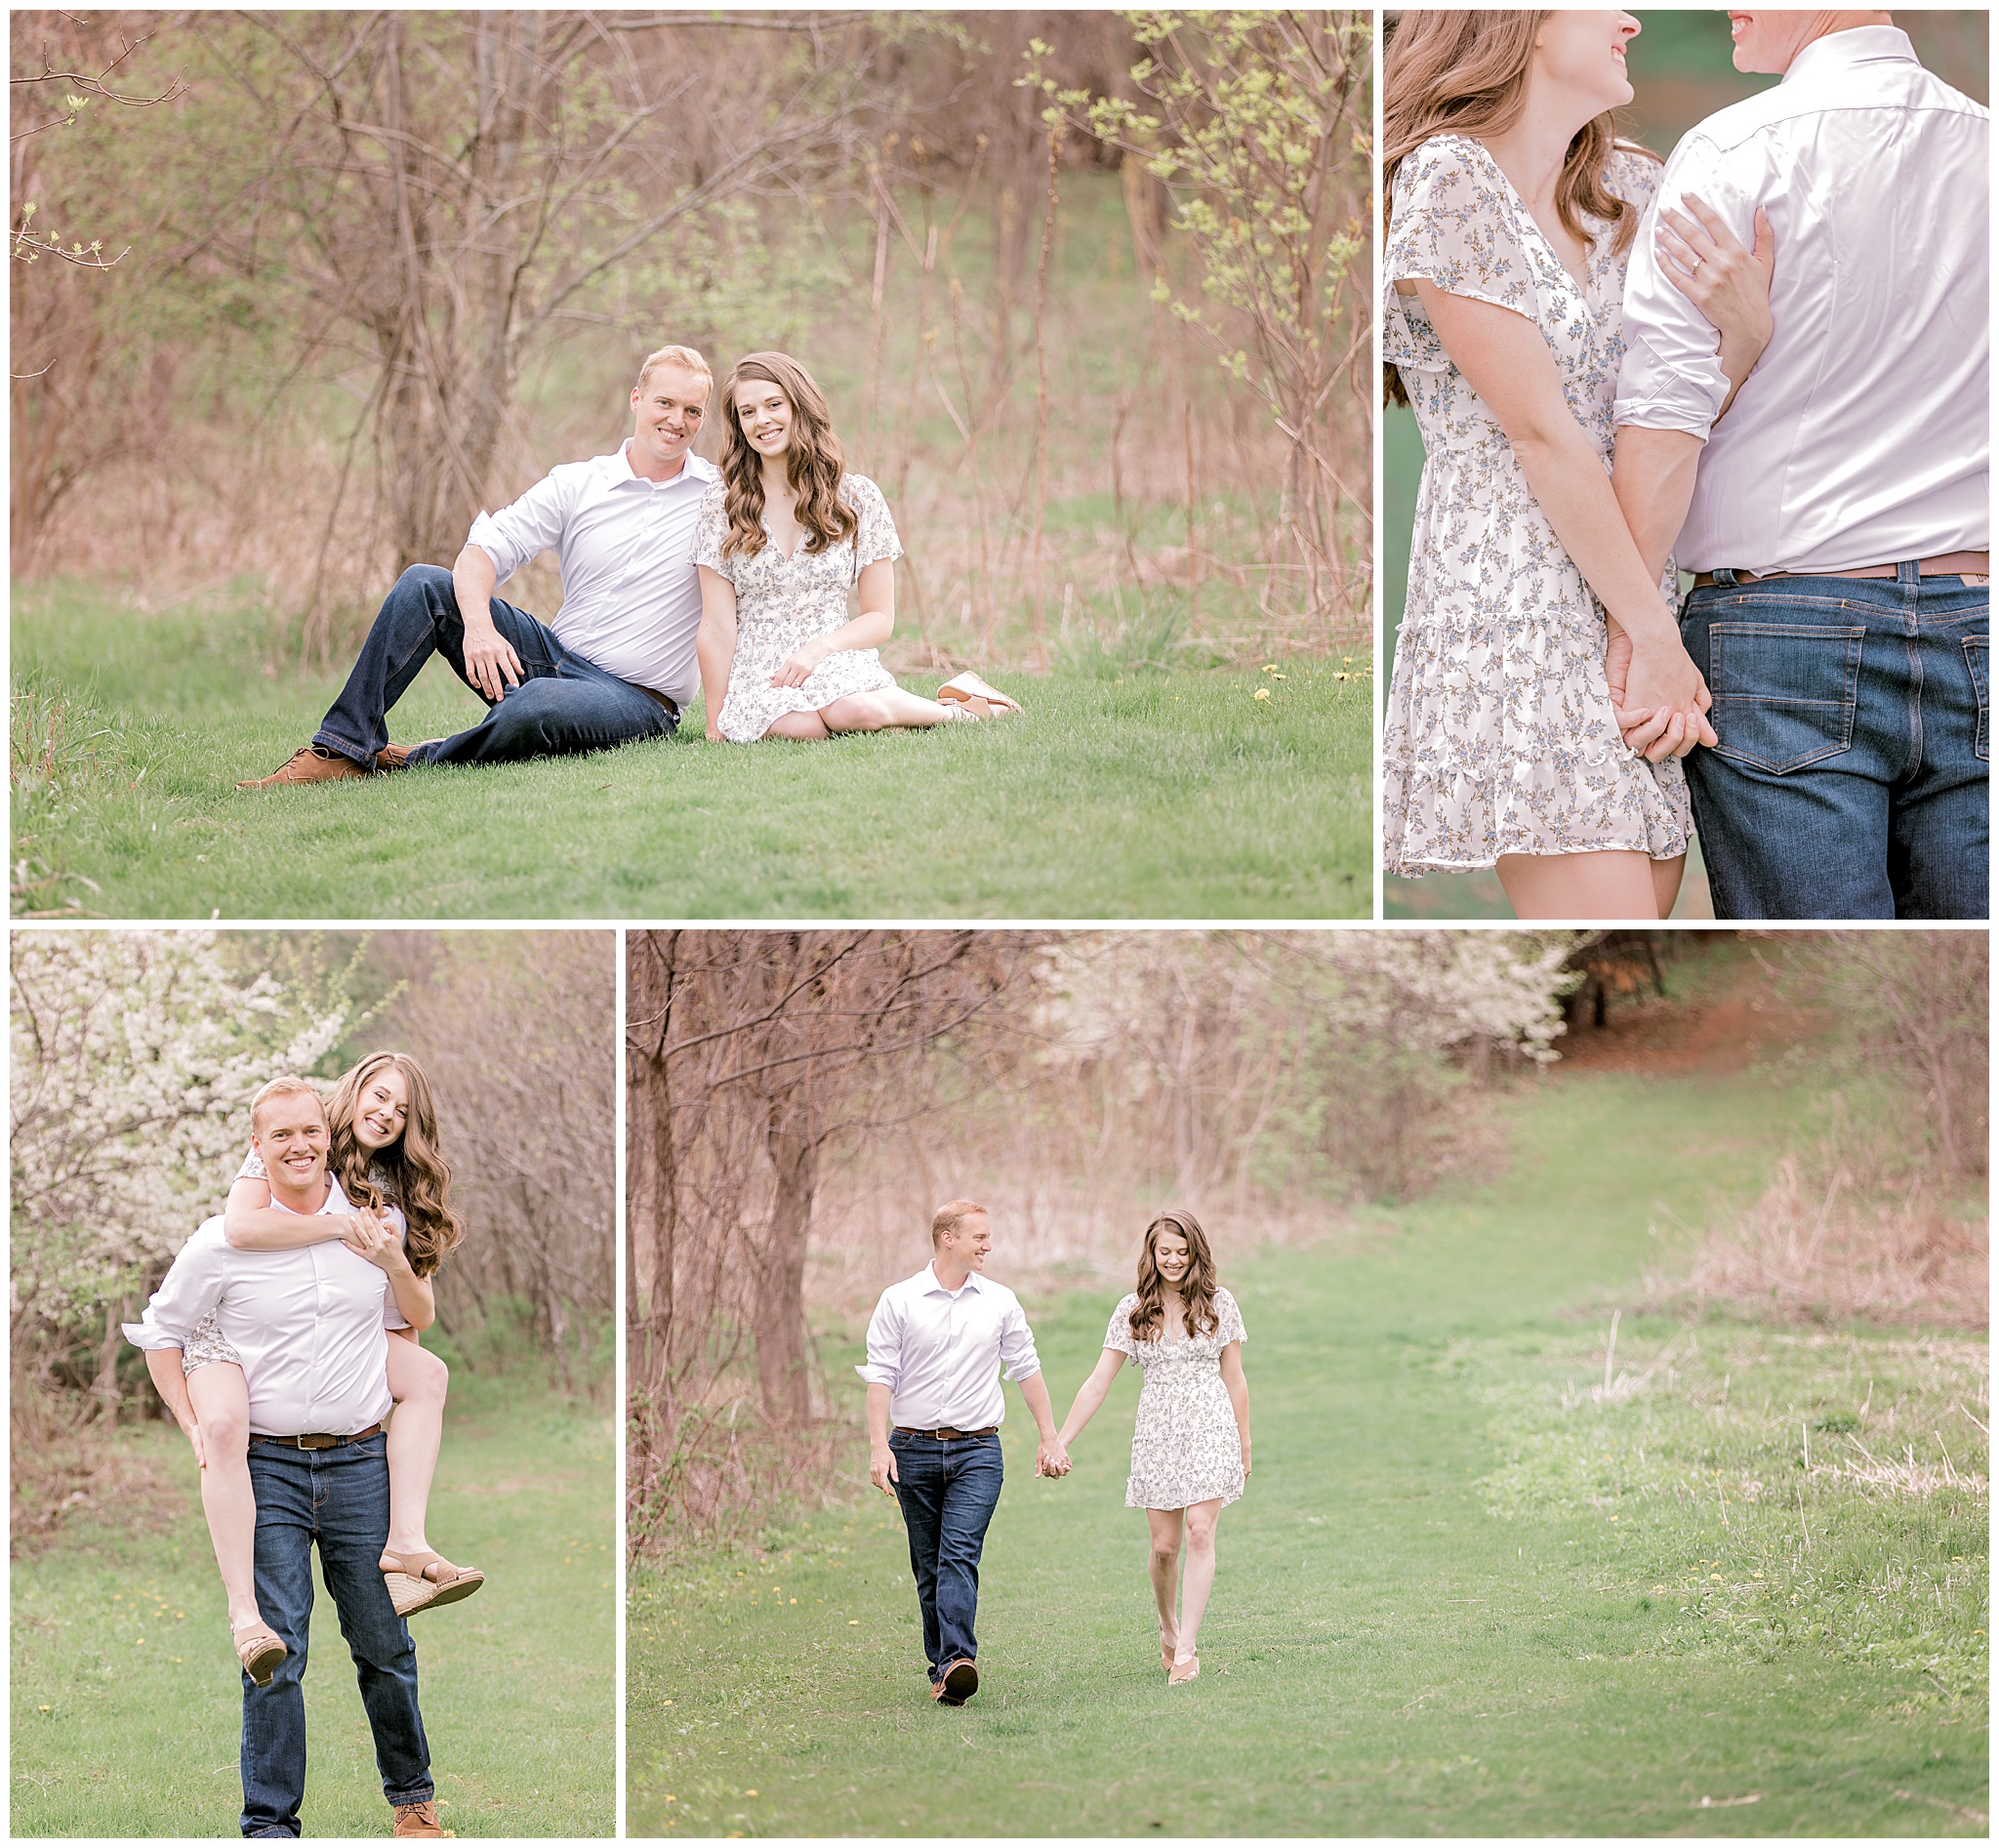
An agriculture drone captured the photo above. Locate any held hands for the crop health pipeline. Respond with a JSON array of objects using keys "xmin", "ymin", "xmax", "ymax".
[
  {"xmin": 462, "ymin": 616, "xmax": 524, "ymax": 703},
  {"xmin": 1606, "ymin": 617, "xmax": 1718, "ymax": 761},
  {"xmin": 770, "ymin": 637, "xmax": 833, "ymax": 690},
  {"xmin": 1036, "ymin": 1437, "xmax": 1073, "ymax": 1479}
]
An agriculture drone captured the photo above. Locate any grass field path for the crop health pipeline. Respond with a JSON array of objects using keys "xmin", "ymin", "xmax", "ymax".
[
  {"xmin": 628, "ymin": 1061, "xmax": 1986, "ymax": 1836},
  {"xmin": 13, "ymin": 588, "xmax": 1369, "ymax": 920},
  {"xmin": 11, "ymin": 1383, "xmax": 615, "ymax": 1838}
]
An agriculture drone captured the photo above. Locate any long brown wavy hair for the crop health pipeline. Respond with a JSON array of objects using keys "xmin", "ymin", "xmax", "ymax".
[
  {"xmin": 1382, "ymin": 10, "xmax": 1657, "ymax": 405},
  {"xmin": 1125, "ymin": 1209, "xmax": 1221, "ymax": 1345},
  {"xmin": 716, "ymin": 351, "xmax": 860, "ymax": 563},
  {"xmin": 326, "ymin": 1051, "xmax": 463, "ymax": 1279}
]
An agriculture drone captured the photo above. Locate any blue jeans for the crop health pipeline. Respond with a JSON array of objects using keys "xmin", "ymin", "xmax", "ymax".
[
  {"xmin": 312, "ymin": 564, "xmax": 676, "ymax": 769},
  {"xmin": 240, "ymin": 1435, "xmax": 430, "ymax": 1837},
  {"xmin": 888, "ymin": 1431, "xmax": 1003, "ymax": 1680},
  {"xmin": 1680, "ymin": 563, "xmax": 1988, "ymax": 919}
]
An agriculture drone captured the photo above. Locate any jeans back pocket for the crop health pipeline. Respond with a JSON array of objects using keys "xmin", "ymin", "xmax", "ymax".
[
  {"xmin": 1706, "ymin": 622, "xmax": 1864, "ymax": 774},
  {"xmin": 1962, "ymin": 636, "xmax": 1989, "ymax": 762}
]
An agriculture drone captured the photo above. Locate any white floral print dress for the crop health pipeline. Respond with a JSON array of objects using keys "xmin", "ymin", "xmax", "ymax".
[
  {"xmin": 693, "ymin": 472, "xmax": 905, "ymax": 743},
  {"xmin": 1106, "ymin": 1286, "xmax": 1248, "ymax": 1510},
  {"xmin": 1382, "ymin": 133, "xmax": 1692, "ymax": 877}
]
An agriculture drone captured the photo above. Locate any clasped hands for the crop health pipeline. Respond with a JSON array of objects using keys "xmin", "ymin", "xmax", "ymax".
[
  {"xmin": 1605, "ymin": 617, "xmax": 1718, "ymax": 762},
  {"xmin": 340, "ymin": 1207, "xmax": 402, "ymax": 1271},
  {"xmin": 1035, "ymin": 1438, "xmax": 1073, "ymax": 1479}
]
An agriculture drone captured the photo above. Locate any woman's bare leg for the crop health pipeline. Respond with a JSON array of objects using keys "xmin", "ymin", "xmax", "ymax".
[
  {"xmin": 762, "ymin": 709, "xmax": 832, "ymax": 741},
  {"xmin": 1652, "ymin": 852, "xmax": 1687, "ymax": 918},
  {"xmin": 1145, "ymin": 1507, "xmax": 1185, "ymax": 1656},
  {"xmin": 383, "ymin": 1329, "xmax": 451, "ymax": 1566},
  {"xmin": 185, "ymin": 1363, "xmax": 262, "ymax": 1630},
  {"xmin": 1173, "ymin": 1499, "xmax": 1224, "ymax": 1662},
  {"xmin": 820, "ymin": 688, "xmax": 960, "ymax": 731},
  {"xmin": 1495, "ymin": 850, "xmax": 1668, "ymax": 920}
]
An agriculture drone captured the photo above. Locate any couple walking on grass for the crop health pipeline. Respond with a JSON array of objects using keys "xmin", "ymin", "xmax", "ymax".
[
  {"xmin": 861, "ymin": 1201, "xmax": 1249, "ymax": 1704},
  {"xmin": 240, "ymin": 348, "xmax": 1022, "ymax": 790},
  {"xmin": 125, "ymin": 1055, "xmax": 477, "ymax": 1838},
  {"xmin": 1382, "ymin": 11, "xmax": 1988, "ymax": 921}
]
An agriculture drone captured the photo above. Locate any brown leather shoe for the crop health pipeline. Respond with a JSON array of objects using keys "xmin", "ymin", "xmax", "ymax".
[
  {"xmin": 375, "ymin": 741, "xmax": 440, "ymax": 772},
  {"xmin": 237, "ymin": 745, "xmax": 370, "ymax": 789},
  {"xmin": 939, "ymin": 1657, "xmax": 978, "ymax": 1704},
  {"xmin": 390, "ymin": 1798, "xmax": 450, "ymax": 1836}
]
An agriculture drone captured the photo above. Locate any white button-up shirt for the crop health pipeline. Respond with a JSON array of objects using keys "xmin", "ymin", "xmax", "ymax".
[
  {"xmin": 1613, "ymin": 26, "xmax": 1989, "ymax": 573},
  {"xmin": 123, "ymin": 1175, "xmax": 409, "ymax": 1438},
  {"xmin": 856, "ymin": 1262, "xmax": 1042, "ymax": 1431},
  {"xmin": 466, "ymin": 442, "xmax": 721, "ymax": 708}
]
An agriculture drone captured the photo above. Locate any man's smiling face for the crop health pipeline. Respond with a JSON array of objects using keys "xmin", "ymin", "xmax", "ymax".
[
  {"xmin": 629, "ymin": 362, "xmax": 710, "ymax": 473},
  {"xmin": 253, "ymin": 1091, "xmax": 331, "ymax": 1194}
]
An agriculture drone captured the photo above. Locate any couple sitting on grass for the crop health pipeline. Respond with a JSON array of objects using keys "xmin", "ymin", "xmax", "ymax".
[
  {"xmin": 863, "ymin": 1201, "xmax": 1249, "ymax": 1704},
  {"xmin": 125, "ymin": 1055, "xmax": 474, "ymax": 1839},
  {"xmin": 241, "ymin": 347, "xmax": 1021, "ymax": 788}
]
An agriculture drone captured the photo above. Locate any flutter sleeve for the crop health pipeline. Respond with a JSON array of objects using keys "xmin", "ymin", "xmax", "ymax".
[
  {"xmin": 237, "ymin": 1144, "xmax": 265, "ymax": 1180},
  {"xmin": 1217, "ymin": 1288, "xmax": 1246, "ymax": 1347},
  {"xmin": 691, "ymin": 483, "xmax": 735, "ymax": 583},
  {"xmin": 1383, "ymin": 134, "xmax": 1539, "ymax": 371},
  {"xmin": 1104, "ymin": 1294, "xmax": 1139, "ymax": 1358},
  {"xmin": 843, "ymin": 474, "xmax": 904, "ymax": 580}
]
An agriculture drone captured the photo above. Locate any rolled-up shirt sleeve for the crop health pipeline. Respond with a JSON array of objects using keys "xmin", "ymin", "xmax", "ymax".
[
  {"xmin": 122, "ymin": 1231, "xmax": 225, "ymax": 1350},
  {"xmin": 997, "ymin": 1299, "xmax": 1041, "ymax": 1383},
  {"xmin": 855, "ymin": 1290, "xmax": 904, "ymax": 1389},
  {"xmin": 465, "ymin": 468, "xmax": 575, "ymax": 589},
  {"xmin": 1613, "ymin": 133, "xmax": 1743, "ymax": 438}
]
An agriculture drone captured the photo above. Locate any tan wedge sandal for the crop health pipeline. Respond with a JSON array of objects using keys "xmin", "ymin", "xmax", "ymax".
[
  {"xmin": 381, "ymin": 1549, "xmax": 485, "ymax": 1620},
  {"xmin": 937, "ymin": 672, "xmax": 1024, "ymax": 717},
  {"xmin": 233, "ymin": 1621, "xmax": 288, "ymax": 1687},
  {"xmin": 1168, "ymin": 1653, "xmax": 1201, "ymax": 1686}
]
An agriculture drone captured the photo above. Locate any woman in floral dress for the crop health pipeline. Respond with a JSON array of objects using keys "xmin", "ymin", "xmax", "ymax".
[
  {"xmin": 1056, "ymin": 1210, "xmax": 1250, "ymax": 1686},
  {"xmin": 693, "ymin": 351, "xmax": 1021, "ymax": 741},
  {"xmin": 1381, "ymin": 10, "xmax": 1777, "ymax": 918}
]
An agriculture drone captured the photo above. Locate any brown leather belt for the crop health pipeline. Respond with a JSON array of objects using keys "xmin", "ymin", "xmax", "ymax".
[
  {"xmin": 250, "ymin": 1423, "xmax": 383, "ymax": 1450},
  {"xmin": 636, "ymin": 685, "xmax": 679, "ymax": 718},
  {"xmin": 1692, "ymin": 551, "xmax": 1988, "ymax": 589},
  {"xmin": 894, "ymin": 1424, "xmax": 998, "ymax": 1440}
]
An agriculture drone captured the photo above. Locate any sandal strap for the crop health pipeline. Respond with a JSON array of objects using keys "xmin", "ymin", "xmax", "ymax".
[{"xmin": 383, "ymin": 1549, "xmax": 470, "ymax": 1583}]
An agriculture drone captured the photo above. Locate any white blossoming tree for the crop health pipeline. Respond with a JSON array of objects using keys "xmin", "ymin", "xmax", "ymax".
[{"xmin": 11, "ymin": 930, "xmax": 347, "ymax": 1421}]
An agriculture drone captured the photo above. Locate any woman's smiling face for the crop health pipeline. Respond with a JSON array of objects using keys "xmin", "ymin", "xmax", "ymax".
[
  {"xmin": 733, "ymin": 381, "xmax": 794, "ymax": 460},
  {"xmin": 352, "ymin": 1065, "xmax": 410, "ymax": 1152},
  {"xmin": 1154, "ymin": 1229, "xmax": 1192, "ymax": 1286},
  {"xmin": 1534, "ymin": 10, "xmax": 1640, "ymax": 115}
]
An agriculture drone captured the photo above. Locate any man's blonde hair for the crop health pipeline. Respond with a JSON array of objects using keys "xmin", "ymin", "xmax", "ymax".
[
  {"xmin": 930, "ymin": 1198, "xmax": 989, "ymax": 1247},
  {"xmin": 635, "ymin": 343, "xmax": 713, "ymax": 393},
  {"xmin": 250, "ymin": 1075, "xmax": 327, "ymax": 1135}
]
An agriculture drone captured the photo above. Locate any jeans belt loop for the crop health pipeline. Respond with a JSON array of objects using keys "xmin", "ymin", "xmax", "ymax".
[{"xmin": 1715, "ymin": 566, "xmax": 1738, "ymax": 590}]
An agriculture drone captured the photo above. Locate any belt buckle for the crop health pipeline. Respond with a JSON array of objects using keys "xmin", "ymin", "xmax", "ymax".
[{"xmin": 297, "ymin": 1433, "xmax": 335, "ymax": 1451}]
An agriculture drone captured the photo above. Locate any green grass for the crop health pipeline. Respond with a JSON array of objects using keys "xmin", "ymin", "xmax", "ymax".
[
  {"xmin": 10, "ymin": 582, "xmax": 1369, "ymax": 920},
  {"xmin": 627, "ymin": 1062, "xmax": 1986, "ymax": 1836},
  {"xmin": 10, "ymin": 1377, "xmax": 616, "ymax": 1837}
]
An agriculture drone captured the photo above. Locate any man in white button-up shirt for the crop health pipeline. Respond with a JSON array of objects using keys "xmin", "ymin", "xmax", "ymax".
[
  {"xmin": 126, "ymin": 1079, "xmax": 439, "ymax": 1836},
  {"xmin": 858, "ymin": 1200, "xmax": 1069, "ymax": 1706},
  {"xmin": 1612, "ymin": 15, "xmax": 1988, "ymax": 919},
  {"xmin": 241, "ymin": 344, "xmax": 718, "ymax": 788}
]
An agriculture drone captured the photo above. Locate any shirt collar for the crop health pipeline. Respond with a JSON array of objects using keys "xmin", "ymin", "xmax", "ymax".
[
  {"xmin": 608, "ymin": 439, "xmax": 717, "ymax": 490},
  {"xmin": 1782, "ymin": 23, "xmax": 1917, "ymax": 86},
  {"xmin": 268, "ymin": 1171, "xmax": 349, "ymax": 1216},
  {"xmin": 918, "ymin": 1261, "xmax": 986, "ymax": 1298}
]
